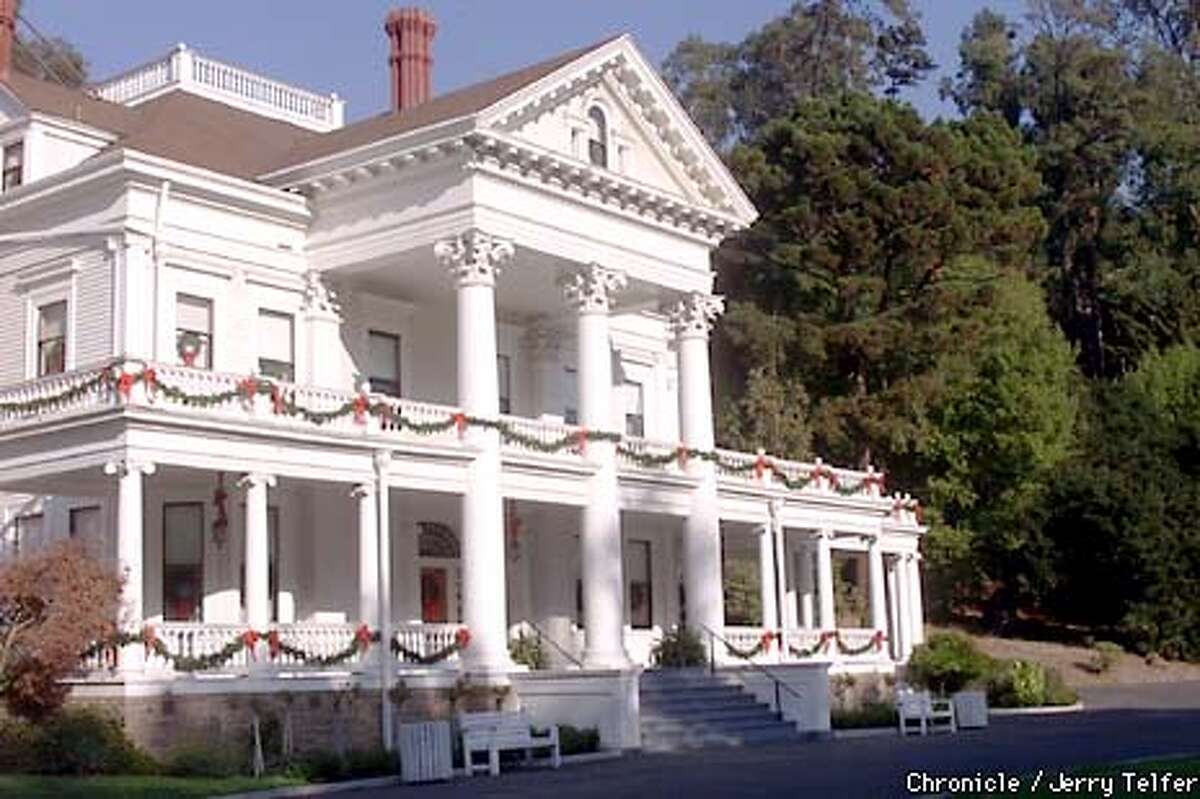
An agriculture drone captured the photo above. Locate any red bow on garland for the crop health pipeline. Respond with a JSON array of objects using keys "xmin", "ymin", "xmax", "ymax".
[
  {"xmin": 353, "ymin": 394, "xmax": 369, "ymax": 424},
  {"xmin": 753, "ymin": 453, "xmax": 771, "ymax": 480},
  {"xmin": 268, "ymin": 630, "xmax": 282, "ymax": 660},
  {"xmin": 454, "ymin": 627, "xmax": 471, "ymax": 649},
  {"xmin": 354, "ymin": 624, "xmax": 373, "ymax": 653},
  {"xmin": 453, "ymin": 412, "xmax": 468, "ymax": 438},
  {"xmin": 116, "ymin": 372, "xmax": 136, "ymax": 399},
  {"xmin": 676, "ymin": 444, "xmax": 689, "ymax": 469},
  {"xmin": 141, "ymin": 625, "xmax": 158, "ymax": 655},
  {"xmin": 242, "ymin": 629, "xmax": 260, "ymax": 659},
  {"xmin": 271, "ymin": 386, "xmax": 286, "ymax": 415},
  {"xmin": 239, "ymin": 377, "xmax": 259, "ymax": 400},
  {"xmin": 575, "ymin": 428, "xmax": 588, "ymax": 456},
  {"xmin": 759, "ymin": 630, "xmax": 776, "ymax": 651},
  {"xmin": 872, "ymin": 630, "xmax": 887, "ymax": 651}
]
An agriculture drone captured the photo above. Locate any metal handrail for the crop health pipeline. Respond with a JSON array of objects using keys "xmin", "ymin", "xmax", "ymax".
[
  {"xmin": 700, "ymin": 625, "xmax": 805, "ymax": 717},
  {"xmin": 518, "ymin": 620, "xmax": 584, "ymax": 669}
]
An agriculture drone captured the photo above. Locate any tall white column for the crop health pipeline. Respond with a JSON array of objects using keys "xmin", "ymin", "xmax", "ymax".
[
  {"xmin": 303, "ymin": 270, "xmax": 344, "ymax": 389},
  {"xmin": 816, "ymin": 529, "xmax": 836, "ymax": 630},
  {"xmin": 374, "ymin": 450, "xmax": 394, "ymax": 750},
  {"xmin": 798, "ymin": 543, "xmax": 815, "ymax": 629},
  {"xmin": 897, "ymin": 554, "xmax": 914, "ymax": 659},
  {"xmin": 109, "ymin": 235, "xmax": 154, "ymax": 359},
  {"xmin": 886, "ymin": 556, "xmax": 902, "ymax": 659},
  {"xmin": 523, "ymin": 325, "xmax": 562, "ymax": 418},
  {"xmin": 669, "ymin": 293, "xmax": 726, "ymax": 638},
  {"xmin": 562, "ymin": 263, "xmax": 630, "ymax": 668},
  {"xmin": 104, "ymin": 459, "xmax": 155, "ymax": 671},
  {"xmin": 239, "ymin": 473, "xmax": 276, "ymax": 629},
  {"xmin": 868, "ymin": 535, "xmax": 887, "ymax": 639},
  {"xmin": 435, "ymin": 229, "xmax": 515, "ymax": 676},
  {"xmin": 757, "ymin": 524, "xmax": 778, "ymax": 630},
  {"xmin": 907, "ymin": 553, "xmax": 925, "ymax": 648},
  {"xmin": 353, "ymin": 484, "xmax": 379, "ymax": 627}
]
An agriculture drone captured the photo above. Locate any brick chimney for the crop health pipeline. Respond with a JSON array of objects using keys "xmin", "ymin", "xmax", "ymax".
[
  {"xmin": 0, "ymin": 0, "xmax": 15, "ymax": 82},
  {"xmin": 385, "ymin": 7, "xmax": 437, "ymax": 113}
]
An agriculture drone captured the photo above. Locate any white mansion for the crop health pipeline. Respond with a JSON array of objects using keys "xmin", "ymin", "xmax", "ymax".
[{"xmin": 0, "ymin": 7, "xmax": 925, "ymax": 749}]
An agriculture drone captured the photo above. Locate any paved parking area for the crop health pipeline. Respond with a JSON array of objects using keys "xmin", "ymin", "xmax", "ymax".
[{"xmin": 352, "ymin": 683, "xmax": 1200, "ymax": 798}]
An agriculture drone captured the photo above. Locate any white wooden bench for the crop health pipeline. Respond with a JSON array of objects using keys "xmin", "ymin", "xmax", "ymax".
[
  {"xmin": 898, "ymin": 688, "xmax": 957, "ymax": 736},
  {"xmin": 458, "ymin": 710, "xmax": 561, "ymax": 776}
]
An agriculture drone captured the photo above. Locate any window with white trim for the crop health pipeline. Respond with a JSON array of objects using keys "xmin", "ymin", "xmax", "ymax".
[
  {"xmin": 14, "ymin": 513, "xmax": 42, "ymax": 557},
  {"xmin": 564, "ymin": 365, "xmax": 578, "ymax": 425},
  {"xmin": 587, "ymin": 107, "xmax": 608, "ymax": 168},
  {"xmin": 2, "ymin": 140, "xmax": 23, "ymax": 192},
  {"xmin": 497, "ymin": 354, "xmax": 512, "ymax": 415},
  {"xmin": 368, "ymin": 330, "xmax": 401, "ymax": 396},
  {"xmin": 257, "ymin": 310, "xmax": 294, "ymax": 382},
  {"xmin": 163, "ymin": 503, "xmax": 203, "ymax": 622},
  {"xmin": 176, "ymin": 294, "xmax": 213, "ymax": 369},
  {"xmin": 37, "ymin": 300, "xmax": 67, "ymax": 377},
  {"xmin": 623, "ymin": 380, "xmax": 645, "ymax": 437}
]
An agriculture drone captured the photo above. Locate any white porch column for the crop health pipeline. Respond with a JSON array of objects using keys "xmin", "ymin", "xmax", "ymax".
[
  {"xmin": 868, "ymin": 535, "xmax": 888, "ymax": 639},
  {"xmin": 907, "ymin": 553, "xmax": 925, "ymax": 648},
  {"xmin": 886, "ymin": 555, "xmax": 902, "ymax": 659},
  {"xmin": 302, "ymin": 270, "xmax": 344, "ymax": 389},
  {"xmin": 562, "ymin": 263, "xmax": 630, "ymax": 669},
  {"xmin": 669, "ymin": 293, "xmax": 726, "ymax": 638},
  {"xmin": 104, "ymin": 459, "xmax": 155, "ymax": 670},
  {"xmin": 798, "ymin": 543, "xmax": 815, "ymax": 629},
  {"xmin": 816, "ymin": 529, "xmax": 836, "ymax": 630},
  {"xmin": 239, "ymin": 473, "xmax": 276, "ymax": 629},
  {"xmin": 522, "ymin": 325, "xmax": 562, "ymax": 418},
  {"xmin": 353, "ymin": 484, "xmax": 379, "ymax": 627},
  {"xmin": 897, "ymin": 554, "xmax": 914, "ymax": 659},
  {"xmin": 436, "ymin": 229, "xmax": 515, "ymax": 676},
  {"xmin": 374, "ymin": 450, "xmax": 394, "ymax": 751},
  {"xmin": 757, "ymin": 523, "xmax": 778, "ymax": 630}
]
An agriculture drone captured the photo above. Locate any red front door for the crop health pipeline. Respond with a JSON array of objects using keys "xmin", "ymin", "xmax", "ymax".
[{"xmin": 421, "ymin": 567, "xmax": 448, "ymax": 623}]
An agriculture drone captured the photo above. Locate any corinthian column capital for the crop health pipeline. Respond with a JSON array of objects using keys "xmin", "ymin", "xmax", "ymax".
[
  {"xmin": 559, "ymin": 263, "xmax": 627, "ymax": 314},
  {"xmin": 668, "ymin": 292, "xmax": 725, "ymax": 339},
  {"xmin": 434, "ymin": 228, "xmax": 515, "ymax": 287}
]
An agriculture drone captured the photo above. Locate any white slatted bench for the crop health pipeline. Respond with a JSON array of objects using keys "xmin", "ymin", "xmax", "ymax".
[
  {"xmin": 898, "ymin": 688, "xmax": 957, "ymax": 736},
  {"xmin": 459, "ymin": 710, "xmax": 561, "ymax": 777}
]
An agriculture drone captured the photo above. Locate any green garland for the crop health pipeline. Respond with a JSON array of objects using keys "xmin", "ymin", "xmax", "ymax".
[
  {"xmin": 835, "ymin": 631, "xmax": 886, "ymax": 656},
  {"xmin": 81, "ymin": 624, "xmax": 468, "ymax": 672},
  {"xmin": 787, "ymin": 633, "xmax": 835, "ymax": 659},
  {"xmin": 10, "ymin": 361, "xmax": 907, "ymax": 505}
]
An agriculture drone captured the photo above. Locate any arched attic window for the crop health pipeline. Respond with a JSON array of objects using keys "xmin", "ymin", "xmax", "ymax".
[
  {"xmin": 587, "ymin": 106, "xmax": 608, "ymax": 168},
  {"xmin": 418, "ymin": 522, "xmax": 460, "ymax": 559}
]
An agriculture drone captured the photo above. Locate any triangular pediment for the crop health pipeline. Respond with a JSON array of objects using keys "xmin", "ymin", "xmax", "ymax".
[{"xmin": 477, "ymin": 36, "xmax": 757, "ymax": 227}]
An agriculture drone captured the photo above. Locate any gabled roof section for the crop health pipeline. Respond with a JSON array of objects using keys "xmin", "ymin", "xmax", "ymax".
[
  {"xmin": 263, "ymin": 37, "xmax": 619, "ymax": 174},
  {"xmin": 1, "ymin": 71, "xmax": 138, "ymax": 135}
]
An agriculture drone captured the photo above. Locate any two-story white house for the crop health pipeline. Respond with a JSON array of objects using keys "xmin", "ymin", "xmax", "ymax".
[{"xmin": 0, "ymin": 6, "xmax": 925, "ymax": 751}]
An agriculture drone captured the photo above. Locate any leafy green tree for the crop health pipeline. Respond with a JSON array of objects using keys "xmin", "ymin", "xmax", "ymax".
[
  {"xmin": 717, "ymin": 94, "xmax": 1044, "ymax": 480},
  {"xmin": 9, "ymin": 1, "xmax": 88, "ymax": 87},
  {"xmin": 918, "ymin": 268, "xmax": 1079, "ymax": 624},
  {"xmin": 662, "ymin": 1, "xmax": 934, "ymax": 148}
]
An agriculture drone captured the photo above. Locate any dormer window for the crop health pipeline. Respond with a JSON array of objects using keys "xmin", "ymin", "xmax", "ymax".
[
  {"xmin": 587, "ymin": 107, "xmax": 608, "ymax": 168},
  {"xmin": 2, "ymin": 141, "xmax": 23, "ymax": 192}
]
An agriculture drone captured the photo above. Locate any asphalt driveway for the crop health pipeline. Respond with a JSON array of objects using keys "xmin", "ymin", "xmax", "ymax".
[{"xmin": 352, "ymin": 682, "xmax": 1200, "ymax": 798}]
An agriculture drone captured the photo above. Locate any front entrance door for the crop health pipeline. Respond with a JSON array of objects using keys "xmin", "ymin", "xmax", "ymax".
[{"xmin": 421, "ymin": 567, "xmax": 449, "ymax": 623}]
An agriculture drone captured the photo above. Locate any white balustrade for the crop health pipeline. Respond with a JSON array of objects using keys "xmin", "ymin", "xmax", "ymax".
[
  {"xmin": 92, "ymin": 47, "xmax": 344, "ymax": 132},
  {"xmin": 0, "ymin": 362, "xmax": 115, "ymax": 427},
  {"xmin": 394, "ymin": 623, "xmax": 461, "ymax": 664},
  {"xmin": 498, "ymin": 413, "xmax": 583, "ymax": 459},
  {"xmin": 617, "ymin": 435, "xmax": 682, "ymax": 473}
]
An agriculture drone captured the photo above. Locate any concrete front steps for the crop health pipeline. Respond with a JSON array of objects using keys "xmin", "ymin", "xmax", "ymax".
[{"xmin": 639, "ymin": 669, "xmax": 804, "ymax": 751}]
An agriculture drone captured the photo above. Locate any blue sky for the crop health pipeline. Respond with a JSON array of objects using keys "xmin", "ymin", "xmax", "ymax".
[{"xmin": 22, "ymin": 1, "xmax": 1029, "ymax": 122}]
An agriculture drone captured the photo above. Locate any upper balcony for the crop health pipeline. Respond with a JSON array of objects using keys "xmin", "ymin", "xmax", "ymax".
[
  {"xmin": 0, "ymin": 359, "xmax": 920, "ymax": 524},
  {"xmin": 91, "ymin": 44, "xmax": 346, "ymax": 133}
]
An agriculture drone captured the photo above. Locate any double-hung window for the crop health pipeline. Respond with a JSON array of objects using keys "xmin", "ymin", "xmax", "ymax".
[
  {"xmin": 368, "ymin": 331, "xmax": 401, "ymax": 396},
  {"xmin": 257, "ymin": 310, "xmax": 294, "ymax": 382},
  {"xmin": 497, "ymin": 354, "xmax": 512, "ymax": 415},
  {"xmin": 176, "ymin": 294, "xmax": 213, "ymax": 369},
  {"xmin": 2, "ymin": 141, "xmax": 23, "ymax": 192},
  {"xmin": 623, "ymin": 380, "xmax": 645, "ymax": 437},
  {"xmin": 37, "ymin": 300, "xmax": 67, "ymax": 376},
  {"xmin": 163, "ymin": 503, "xmax": 204, "ymax": 622},
  {"xmin": 564, "ymin": 365, "xmax": 578, "ymax": 424}
]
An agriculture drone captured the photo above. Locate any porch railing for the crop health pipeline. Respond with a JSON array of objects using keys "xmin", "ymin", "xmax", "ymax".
[{"xmin": 0, "ymin": 361, "xmax": 900, "ymax": 505}]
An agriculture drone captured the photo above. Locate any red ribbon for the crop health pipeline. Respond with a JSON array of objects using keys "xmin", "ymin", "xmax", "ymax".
[
  {"xmin": 454, "ymin": 627, "xmax": 471, "ymax": 649},
  {"xmin": 239, "ymin": 377, "xmax": 258, "ymax": 400},
  {"xmin": 117, "ymin": 372, "xmax": 135, "ymax": 399},
  {"xmin": 873, "ymin": 631, "xmax": 887, "ymax": 651},
  {"xmin": 759, "ymin": 631, "xmax": 775, "ymax": 651},
  {"xmin": 141, "ymin": 625, "xmax": 157, "ymax": 655},
  {"xmin": 268, "ymin": 630, "xmax": 282, "ymax": 660},
  {"xmin": 271, "ymin": 386, "xmax": 285, "ymax": 415},
  {"xmin": 453, "ymin": 412, "xmax": 467, "ymax": 438},
  {"xmin": 576, "ymin": 428, "xmax": 588, "ymax": 456},
  {"xmin": 353, "ymin": 393, "xmax": 369, "ymax": 424},
  {"xmin": 354, "ymin": 623, "xmax": 372, "ymax": 652},
  {"xmin": 754, "ymin": 454, "xmax": 770, "ymax": 480},
  {"xmin": 142, "ymin": 368, "xmax": 157, "ymax": 391},
  {"xmin": 242, "ymin": 629, "xmax": 260, "ymax": 659},
  {"xmin": 676, "ymin": 444, "xmax": 689, "ymax": 469}
]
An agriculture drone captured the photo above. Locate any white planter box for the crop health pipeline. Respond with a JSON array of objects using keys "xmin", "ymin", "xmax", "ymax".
[{"xmin": 953, "ymin": 690, "xmax": 988, "ymax": 728}]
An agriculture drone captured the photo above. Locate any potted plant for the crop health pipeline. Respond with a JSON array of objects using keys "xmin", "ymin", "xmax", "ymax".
[{"xmin": 905, "ymin": 632, "xmax": 991, "ymax": 728}]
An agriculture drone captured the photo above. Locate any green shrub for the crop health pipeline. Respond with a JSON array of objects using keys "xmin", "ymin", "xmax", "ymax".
[
  {"xmin": 164, "ymin": 741, "xmax": 245, "ymax": 778},
  {"xmin": 36, "ymin": 707, "xmax": 157, "ymax": 776},
  {"xmin": 987, "ymin": 659, "xmax": 1078, "ymax": 708},
  {"xmin": 906, "ymin": 632, "xmax": 993, "ymax": 694},
  {"xmin": 292, "ymin": 749, "xmax": 346, "ymax": 782},
  {"xmin": 558, "ymin": 725, "xmax": 600, "ymax": 755},
  {"xmin": 650, "ymin": 628, "xmax": 708, "ymax": 668},
  {"xmin": 509, "ymin": 634, "xmax": 547, "ymax": 670},
  {"xmin": 345, "ymin": 748, "xmax": 395, "ymax": 777},
  {"xmin": 0, "ymin": 718, "xmax": 40, "ymax": 773},
  {"xmin": 1089, "ymin": 641, "xmax": 1123, "ymax": 674},
  {"xmin": 831, "ymin": 701, "xmax": 896, "ymax": 729}
]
